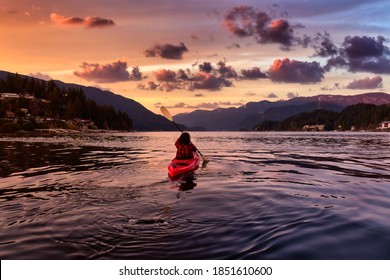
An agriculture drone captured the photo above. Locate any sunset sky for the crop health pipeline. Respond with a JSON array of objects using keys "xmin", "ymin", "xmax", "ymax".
[{"xmin": 1, "ymin": 0, "xmax": 390, "ymax": 115}]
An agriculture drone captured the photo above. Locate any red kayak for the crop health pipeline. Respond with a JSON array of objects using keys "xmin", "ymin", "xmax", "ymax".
[{"xmin": 168, "ymin": 152, "xmax": 200, "ymax": 177}]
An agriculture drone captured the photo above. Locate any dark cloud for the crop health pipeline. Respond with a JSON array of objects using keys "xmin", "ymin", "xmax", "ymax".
[
  {"xmin": 267, "ymin": 93, "xmax": 278, "ymax": 98},
  {"xmin": 287, "ymin": 92, "xmax": 299, "ymax": 99},
  {"xmin": 138, "ymin": 81, "xmax": 160, "ymax": 91},
  {"xmin": 217, "ymin": 61, "xmax": 238, "ymax": 78},
  {"xmin": 50, "ymin": 13, "xmax": 114, "ymax": 28},
  {"xmin": 144, "ymin": 42, "xmax": 188, "ymax": 60},
  {"xmin": 177, "ymin": 69, "xmax": 191, "ymax": 80},
  {"xmin": 312, "ymin": 32, "xmax": 339, "ymax": 57},
  {"xmin": 223, "ymin": 5, "xmax": 308, "ymax": 49},
  {"xmin": 84, "ymin": 16, "xmax": 115, "ymax": 28},
  {"xmin": 74, "ymin": 60, "xmax": 143, "ymax": 83},
  {"xmin": 342, "ymin": 36, "xmax": 388, "ymax": 59},
  {"xmin": 240, "ymin": 67, "xmax": 267, "ymax": 80},
  {"xmin": 324, "ymin": 56, "xmax": 349, "ymax": 71},
  {"xmin": 139, "ymin": 60, "xmax": 237, "ymax": 92},
  {"xmin": 191, "ymin": 72, "xmax": 233, "ymax": 91},
  {"xmin": 349, "ymin": 56, "xmax": 390, "ymax": 74},
  {"xmin": 346, "ymin": 76, "xmax": 383, "ymax": 89},
  {"xmin": 324, "ymin": 35, "xmax": 390, "ymax": 74},
  {"xmin": 199, "ymin": 62, "xmax": 213, "ymax": 73},
  {"xmin": 269, "ymin": 58, "xmax": 325, "ymax": 83}
]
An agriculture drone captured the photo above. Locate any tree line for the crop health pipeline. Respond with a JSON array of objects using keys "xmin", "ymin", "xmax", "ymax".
[
  {"xmin": 0, "ymin": 73, "xmax": 133, "ymax": 132},
  {"xmin": 254, "ymin": 103, "xmax": 390, "ymax": 131}
]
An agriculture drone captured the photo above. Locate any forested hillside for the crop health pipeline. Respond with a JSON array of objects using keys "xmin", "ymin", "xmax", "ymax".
[
  {"xmin": 0, "ymin": 73, "xmax": 132, "ymax": 132},
  {"xmin": 254, "ymin": 104, "xmax": 390, "ymax": 131}
]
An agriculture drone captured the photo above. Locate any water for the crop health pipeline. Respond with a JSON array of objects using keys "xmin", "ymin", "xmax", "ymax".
[{"xmin": 0, "ymin": 131, "xmax": 389, "ymax": 259}]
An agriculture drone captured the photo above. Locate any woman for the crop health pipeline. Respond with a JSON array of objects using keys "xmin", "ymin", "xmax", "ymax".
[{"xmin": 175, "ymin": 132, "xmax": 198, "ymax": 159}]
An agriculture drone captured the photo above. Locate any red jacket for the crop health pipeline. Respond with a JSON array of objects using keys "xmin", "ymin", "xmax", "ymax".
[{"xmin": 175, "ymin": 139, "xmax": 197, "ymax": 159}]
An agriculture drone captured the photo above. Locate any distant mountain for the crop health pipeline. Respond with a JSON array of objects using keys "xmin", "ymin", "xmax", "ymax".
[
  {"xmin": 0, "ymin": 70, "xmax": 175, "ymax": 131},
  {"xmin": 174, "ymin": 92, "xmax": 390, "ymax": 131}
]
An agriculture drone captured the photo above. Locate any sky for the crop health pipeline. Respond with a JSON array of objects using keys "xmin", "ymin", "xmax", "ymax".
[{"xmin": 1, "ymin": 0, "xmax": 390, "ymax": 115}]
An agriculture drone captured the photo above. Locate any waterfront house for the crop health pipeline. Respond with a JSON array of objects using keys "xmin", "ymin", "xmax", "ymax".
[
  {"xmin": 379, "ymin": 121, "xmax": 390, "ymax": 129},
  {"xmin": 303, "ymin": 124, "xmax": 325, "ymax": 131},
  {"xmin": 0, "ymin": 93, "xmax": 20, "ymax": 99}
]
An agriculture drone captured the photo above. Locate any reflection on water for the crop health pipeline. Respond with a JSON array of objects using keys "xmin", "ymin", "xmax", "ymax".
[{"xmin": 0, "ymin": 132, "xmax": 389, "ymax": 259}]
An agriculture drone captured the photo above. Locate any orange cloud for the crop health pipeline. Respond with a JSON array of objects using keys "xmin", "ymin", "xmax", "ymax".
[
  {"xmin": 154, "ymin": 69, "xmax": 177, "ymax": 82},
  {"xmin": 50, "ymin": 13, "xmax": 114, "ymax": 28}
]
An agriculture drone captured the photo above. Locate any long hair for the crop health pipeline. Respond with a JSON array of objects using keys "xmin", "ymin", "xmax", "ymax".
[{"xmin": 178, "ymin": 132, "xmax": 191, "ymax": 144}]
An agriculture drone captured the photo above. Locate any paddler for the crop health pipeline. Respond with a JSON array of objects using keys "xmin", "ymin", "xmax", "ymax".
[{"xmin": 175, "ymin": 132, "xmax": 198, "ymax": 159}]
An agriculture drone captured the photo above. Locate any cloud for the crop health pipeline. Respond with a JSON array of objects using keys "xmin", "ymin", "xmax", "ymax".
[
  {"xmin": 321, "ymin": 83, "xmax": 343, "ymax": 91},
  {"xmin": 29, "ymin": 72, "xmax": 52, "ymax": 81},
  {"xmin": 346, "ymin": 76, "xmax": 383, "ymax": 89},
  {"xmin": 199, "ymin": 62, "xmax": 213, "ymax": 73},
  {"xmin": 349, "ymin": 57, "xmax": 390, "ymax": 74},
  {"xmin": 312, "ymin": 32, "xmax": 339, "ymax": 57},
  {"xmin": 165, "ymin": 101, "xmax": 244, "ymax": 110},
  {"xmin": 84, "ymin": 16, "xmax": 115, "ymax": 28},
  {"xmin": 190, "ymin": 34, "xmax": 200, "ymax": 40},
  {"xmin": 240, "ymin": 67, "xmax": 267, "ymax": 80},
  {"xmin": 191, "ymin": 72, "xmax": 233, "ymax": 91},
  {"xmin": 138, "ymin": 60, "xmax": 236, "ymax": 92},
  {"xmin": 223, "ymin": 5, "xmax": 308, "ymax": 49},
  {"xmin": 50, "ymin": 13, "xmax": 115, "ymax": 28},
  {"xmin": 144, "ymin": 42, "xmax": 188, "ymax": 60},
  {"xmin": 269, "ymin": 58, "xmax": 325, "ymax": 83},
  {"xmin": 287, "ymin": 92, "xmax": 299, "ymax": 99},
  {"xmin": 343, "ymin": 36, "xmax": 388, "ymax": 59},
  {"xmin": 74, "ymin": 60, "xmax": 144, "ymax": 83},
  {"xmin": 138, "ymin": 81, "xmax": 160, "ymax": 91},
  {"xmin": 154, "ymin": 69, "xmax": 177, "ymax": 82},
  {"xmin": 325, "ymin": 36, "xmax": 390, "ymax": 74},
  {"xmin": 217, "ymin": 61, "xmax": 238, "ymax": 78},
  {"xmin": 227, "ymin": 42, "xmax": 241, "ymax": 49},
  {"xmin": 267, "ymin": 93, "xmax": 278, "ymax": 98}
]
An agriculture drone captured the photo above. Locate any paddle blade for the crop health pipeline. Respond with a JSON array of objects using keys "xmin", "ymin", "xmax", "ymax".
[{"xmin": 160, "ymin": 106, "xmax": 173, "ymax": 121}]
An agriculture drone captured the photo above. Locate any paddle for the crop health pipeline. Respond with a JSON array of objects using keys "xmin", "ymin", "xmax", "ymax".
[{"xmin": 160, "ymin": 106, "xmax": 209, "ymax": 162}]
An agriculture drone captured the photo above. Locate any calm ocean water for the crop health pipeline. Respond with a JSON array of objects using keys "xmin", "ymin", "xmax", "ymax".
[{"xmin": 0, "ymin": 131, "xmax": 389, "ymax": 259}]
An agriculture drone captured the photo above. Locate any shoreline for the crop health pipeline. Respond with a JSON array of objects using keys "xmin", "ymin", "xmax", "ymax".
[{"xmin": 0, "ymin": 128, "xmax": 133, "ymax": 136}]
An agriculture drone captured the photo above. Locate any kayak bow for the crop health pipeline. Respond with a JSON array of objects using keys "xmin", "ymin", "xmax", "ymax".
[{"xmin": 168, "ymin": 152, "xmax": 200, "ymax": 177}]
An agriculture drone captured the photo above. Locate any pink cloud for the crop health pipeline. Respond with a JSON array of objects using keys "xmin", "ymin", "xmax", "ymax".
[{"xmin": 29, "ymin": 72, "xmax": 52, "ymax": 81}]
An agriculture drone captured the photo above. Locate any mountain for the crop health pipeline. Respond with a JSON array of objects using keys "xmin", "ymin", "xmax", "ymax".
[
  {"xmin": 174, "ymin": 92, "xmax": 390, "ymax": 131},
  {"xmin": 0, "ymin": 70, "xmax": 174, "ymax": 131}
]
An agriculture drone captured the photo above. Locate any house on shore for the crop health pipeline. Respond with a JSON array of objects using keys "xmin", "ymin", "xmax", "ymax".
[
  {"xmin": 0, "ymin": 92, "xmax": 35, "ymax": 100},
  {"xmin": 303, "ymin": 124, "xmax": 325, "ymax": 131},
  {"xmin": 379, "ymin": 121, "xmax": 390, "ymax": 129}
]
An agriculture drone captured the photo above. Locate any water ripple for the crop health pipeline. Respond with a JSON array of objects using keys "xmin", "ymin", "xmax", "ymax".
[{"xmin": 1, "ymin": 132, "xmax": 389, "ymax": 259}]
